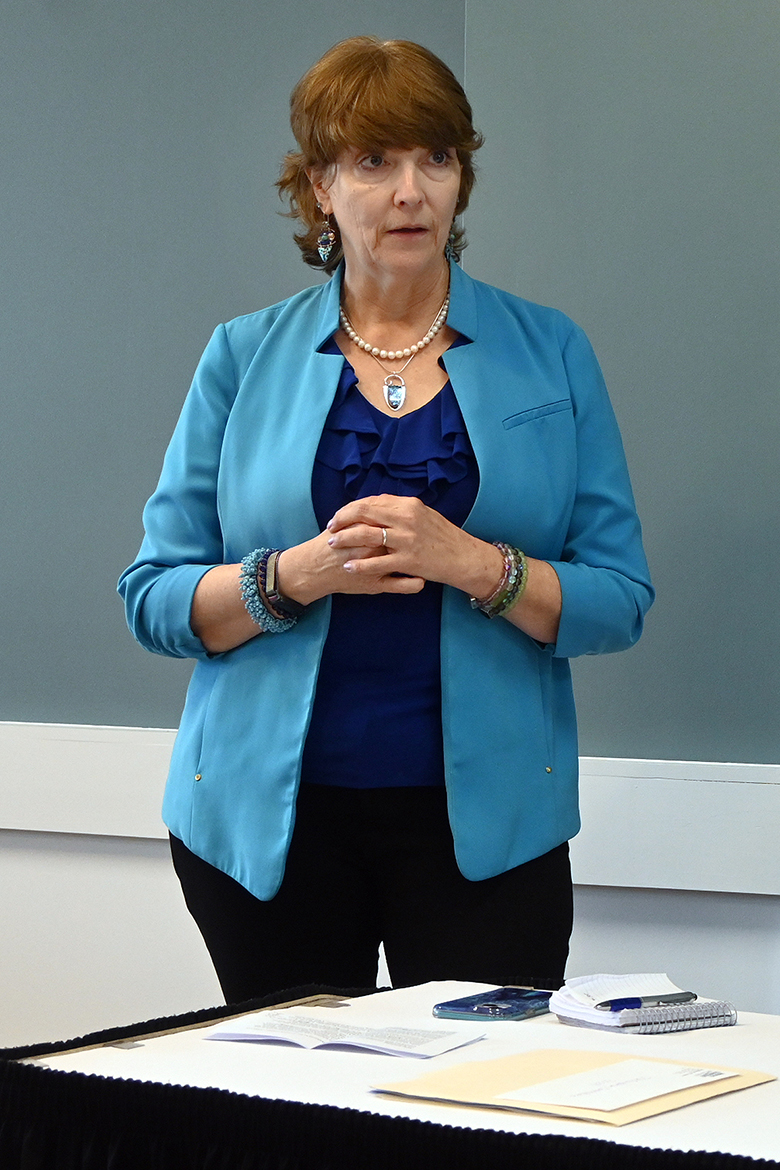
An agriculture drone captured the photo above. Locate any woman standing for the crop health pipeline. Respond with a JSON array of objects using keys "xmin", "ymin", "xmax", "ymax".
[{"xmin": 119, "ymin": 37, "xmax": 653, "ymax": 1003}]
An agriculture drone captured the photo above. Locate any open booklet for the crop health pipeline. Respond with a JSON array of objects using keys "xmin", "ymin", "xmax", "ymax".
[{"xmin": 204, "ymin": 1009, "xmax": 486, "ymax": 1058}]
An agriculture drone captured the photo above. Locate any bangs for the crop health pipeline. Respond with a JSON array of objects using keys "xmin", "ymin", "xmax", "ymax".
[
  {"xmin": 293, "ymin": 39, "xmax": 480, "ymax": 166},
  {"xmin": 309, "ymin": 89, "xmax": 472, "ymax": 163},
  {"xmin": 318, "ymin": 112, "xmax": 464, "ymax": 160}
]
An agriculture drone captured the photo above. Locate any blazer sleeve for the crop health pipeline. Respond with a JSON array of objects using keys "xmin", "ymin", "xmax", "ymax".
[
  {"xmin": 117, "ymin": 324, "xmax": 237, "ymax": 659},
  {"xmin": 548, "ymin": 323, "xmax": 654, "ymax": 658}
]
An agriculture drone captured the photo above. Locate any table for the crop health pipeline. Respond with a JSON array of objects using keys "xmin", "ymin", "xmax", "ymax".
[{"xmin": 2, "ymin": 981, "xmax": 779, "ymax": 1170}]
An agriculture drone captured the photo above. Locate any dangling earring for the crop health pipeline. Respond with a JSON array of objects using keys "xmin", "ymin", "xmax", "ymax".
[
  {"xmin": 316, "ymin": 205, "xmax": 337, "ymax": 264},
  {"xmin": 445, "ymin": 221, "xmax": 458, "ymax": 263}
]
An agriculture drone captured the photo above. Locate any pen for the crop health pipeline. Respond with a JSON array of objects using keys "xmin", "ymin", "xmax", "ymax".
[{"xmin": 595, "ymin": 991, "xmax": 697, "ymax": 1012}]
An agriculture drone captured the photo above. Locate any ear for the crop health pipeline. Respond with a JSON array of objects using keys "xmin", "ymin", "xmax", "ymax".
[{"xmin": 306, "ymin": 166, "xmax": 333, "ymax": 215}]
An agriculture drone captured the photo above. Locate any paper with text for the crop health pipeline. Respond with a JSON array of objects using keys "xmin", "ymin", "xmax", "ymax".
[
  {"xmin": 206, "ymin": 1010, "xmax": 485, "ymax": 1058},
  {"xmin": 498, "ymin": 1058, "xmax": 737, "ymax": 1111}
]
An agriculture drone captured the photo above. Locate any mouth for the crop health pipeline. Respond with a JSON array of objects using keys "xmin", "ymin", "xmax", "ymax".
[{"xmin": 388, "ymin": 226, "xmax": 428, "ymax": 235}]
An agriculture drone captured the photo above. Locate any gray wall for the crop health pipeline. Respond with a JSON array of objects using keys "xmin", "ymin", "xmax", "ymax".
[
  {"xmin": 1, "ymin": 1, "xmax": 463, "ymax": 729},
  {"xmin": 3, "ymin": 0, "xmax": 777, "ymax": 765},
  {"xmin": 465, "ymin": 0, "xmax": 779, "ymax": 763}
]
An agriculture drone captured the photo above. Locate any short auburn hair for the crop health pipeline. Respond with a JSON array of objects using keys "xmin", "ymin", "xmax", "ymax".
[{"xmin": 277, "ymin": 37, "xmax": 484, "ymax": 273}]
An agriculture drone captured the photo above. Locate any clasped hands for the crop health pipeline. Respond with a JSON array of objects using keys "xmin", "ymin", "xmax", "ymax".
[
  {"xmin": 279, "ymin": 494, "xmax": 504, "ymax": 605},
  {"xmin": 193, "ymin": 494, "xmax": 558, "ymax": 652}
]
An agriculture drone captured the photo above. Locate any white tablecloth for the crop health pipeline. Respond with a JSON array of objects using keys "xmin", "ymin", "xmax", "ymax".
[{"xmin": 30, "ymin": 981, "xmax": 780, "ymax": 1163}]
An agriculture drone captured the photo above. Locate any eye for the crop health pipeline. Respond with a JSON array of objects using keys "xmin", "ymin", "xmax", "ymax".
[
  {"xmin": 430, "ymin": 149, "xmax": 452, "ymax": 165},
  {"xmin": 360, "ymin": 153, "xmax": 385, "ymax": 170}
]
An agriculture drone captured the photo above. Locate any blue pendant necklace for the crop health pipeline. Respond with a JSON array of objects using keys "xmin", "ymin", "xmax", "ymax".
[{"xmin": 339, "ymin": 292, "xmax": 450, "ymax": 412}]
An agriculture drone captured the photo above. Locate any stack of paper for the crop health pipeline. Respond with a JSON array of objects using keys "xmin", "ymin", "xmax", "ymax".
[
  {"xmin": 551, "ymin": 974, "xmax": 687, "ymax": 1027},
  {"xmin": 550, "ymin": 974, "xmax": 737, "ymax": 1033}
]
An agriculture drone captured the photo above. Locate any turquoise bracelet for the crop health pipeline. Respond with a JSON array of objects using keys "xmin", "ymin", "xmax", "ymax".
[{"xmin": 239, "ymin": 548, "xmax": 297, "ymax": 633}]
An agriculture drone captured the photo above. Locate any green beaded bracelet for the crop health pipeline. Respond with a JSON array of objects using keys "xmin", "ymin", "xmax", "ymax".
[{"xmin": 470, "ymin": 542, "xmax": 528, "ymax": 618}]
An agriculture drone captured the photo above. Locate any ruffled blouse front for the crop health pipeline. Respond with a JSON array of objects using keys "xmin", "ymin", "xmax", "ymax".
[
  {"xmin": 313, "ymin": 361, "xmax": 476, "ymax": 521},
  {"xmin": 300, "ymin": 344, "xmax": 479, "ymax": 790}
]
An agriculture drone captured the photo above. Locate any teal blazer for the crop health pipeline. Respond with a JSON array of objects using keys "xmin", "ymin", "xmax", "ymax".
[{"xmin": 119, "ymin": 262, "xmax": 653, "ymax": 901}]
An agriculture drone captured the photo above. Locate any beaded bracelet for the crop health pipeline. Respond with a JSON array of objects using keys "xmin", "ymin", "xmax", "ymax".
[
  {"xmin": 492, "ymin": 542, "xmax": 529, "ymax": 616},
  {"xmin": 470, "ymin": 542, "xmax": 529, "ymax": 619},
  {"xmin": 239, "ymin": 548, "xmax": 297, "ymax": 633}
]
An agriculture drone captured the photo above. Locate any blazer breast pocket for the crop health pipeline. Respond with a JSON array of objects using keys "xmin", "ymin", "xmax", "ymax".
[{"xmin": 502, "ymin": 399, "xmax": 572, "ymax": 430}]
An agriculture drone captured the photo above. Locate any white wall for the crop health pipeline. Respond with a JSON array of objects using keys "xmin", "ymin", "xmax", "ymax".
[
  {"xmin": 2, "ymin": 722, "xmax": 778, "ymax": 1048},
  {"xmin": 571, "ymin": 885, "xmax": 780, "ymax": 1017},
  {"xmin": 0, "ymin": 829, "xmax": 220, "ymax": 1049}
]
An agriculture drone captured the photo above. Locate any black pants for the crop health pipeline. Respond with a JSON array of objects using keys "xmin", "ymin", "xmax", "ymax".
[{"xmin": 170, "ymin": 783, "xmax": 573, "ymax": 1004}]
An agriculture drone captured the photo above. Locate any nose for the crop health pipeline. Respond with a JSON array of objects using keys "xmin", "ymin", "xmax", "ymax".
[{"xmin": 393, "ymin": 160, "xmax": 424, "ymax": 206}]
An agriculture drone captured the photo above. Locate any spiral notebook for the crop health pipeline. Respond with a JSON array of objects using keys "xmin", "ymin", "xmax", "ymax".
[
  {"xmin": 549, "ymin": 974, "xmax": 737, "ymax": 1034},
  {"xmin": 556, "ymin": 1000, "xmax": 737, "ymax": 1034}
]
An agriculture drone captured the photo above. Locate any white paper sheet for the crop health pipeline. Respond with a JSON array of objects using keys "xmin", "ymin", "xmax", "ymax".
[
  {"xmin": 565, "ymin": 974, "xmax": 683, "ymax": 1007},
  {"xmin": 498, "ymin": 1058, "xmax": 738, "ymax": 1112}
]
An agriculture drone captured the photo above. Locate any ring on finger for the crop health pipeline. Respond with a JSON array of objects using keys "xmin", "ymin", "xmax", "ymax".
[{"xmin": 381, "ymin": 527, "xmax": 388, "ymax": 547}]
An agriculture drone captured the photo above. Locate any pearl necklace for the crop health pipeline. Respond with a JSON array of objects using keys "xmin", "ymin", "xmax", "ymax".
[{"xmin": 339, "ymin": 292, "xmax": 450, "ymax": 412}]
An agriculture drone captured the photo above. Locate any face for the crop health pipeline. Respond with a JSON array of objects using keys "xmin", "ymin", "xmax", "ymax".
[{"xmin": 311, "ymin": 145, "xmax": 461, "ymax": 281}]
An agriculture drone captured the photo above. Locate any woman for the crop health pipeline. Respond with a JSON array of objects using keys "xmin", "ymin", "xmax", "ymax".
[{"xmin": 119, "ymin": 37, "xmax": 653, "ymax": 1003}]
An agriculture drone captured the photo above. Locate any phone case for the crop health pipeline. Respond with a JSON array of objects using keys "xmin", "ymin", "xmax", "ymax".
[{"xmin": 432, "ymin": 987, "xmax": 552, "ymax": 1020}]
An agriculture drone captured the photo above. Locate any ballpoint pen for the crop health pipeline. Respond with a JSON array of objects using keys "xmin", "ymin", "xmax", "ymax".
[{"xmin": 595, "ymin": 991, "xmax": 697, "ymax": 1011}]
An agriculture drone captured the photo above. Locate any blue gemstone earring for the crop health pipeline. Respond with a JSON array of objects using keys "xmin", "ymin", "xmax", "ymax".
[
  {"xmin": 445, "ymin": 222, "xmax": 458, "ymax": 263},
  {"xmin": 316, "ymin": 205, "xmax": 337, "ymax": 263}
]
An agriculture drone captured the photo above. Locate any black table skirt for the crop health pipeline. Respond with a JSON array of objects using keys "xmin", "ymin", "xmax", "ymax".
[{"xmin": 1, "ymin": 986, "xmax": 777, "ymax": 1170}]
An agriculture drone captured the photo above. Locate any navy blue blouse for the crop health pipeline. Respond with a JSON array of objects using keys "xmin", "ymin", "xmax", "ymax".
[{"xmin": 300, "ymin": 343, "xmax": 479, "ymax": 788}]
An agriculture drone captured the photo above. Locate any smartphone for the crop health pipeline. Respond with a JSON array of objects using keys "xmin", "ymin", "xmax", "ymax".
[{"xmin": 432, "ymin": 987, "xmax": 552, "ymax": 1021}]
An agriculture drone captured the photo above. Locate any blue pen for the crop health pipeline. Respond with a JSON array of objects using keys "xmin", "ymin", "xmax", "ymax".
[{"xmin": 595, "ymin": 991, "xmax": 697, "ymax": 1012}]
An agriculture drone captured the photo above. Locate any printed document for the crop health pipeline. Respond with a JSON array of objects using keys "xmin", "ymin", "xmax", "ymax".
[{"xmin": 206, "ymin": 1009, "xmax": 485, "ymax": 1058}]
